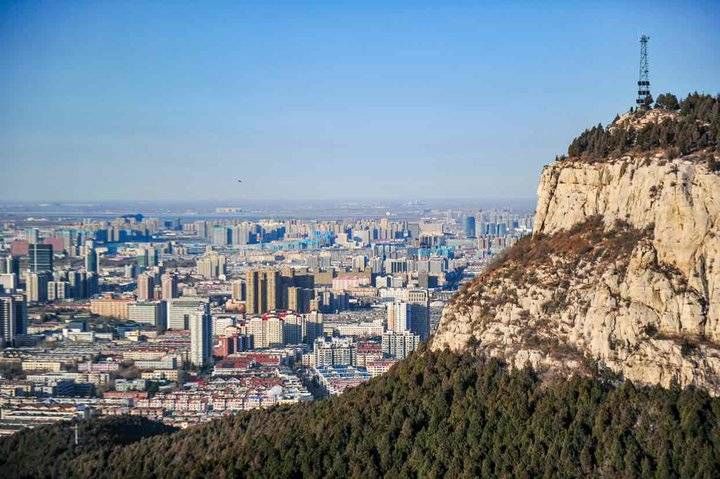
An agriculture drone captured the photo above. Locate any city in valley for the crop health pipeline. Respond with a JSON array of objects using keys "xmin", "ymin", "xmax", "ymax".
[{"xmin": 0, "ymin": 200, "xmax": 532, "ymax": 434}]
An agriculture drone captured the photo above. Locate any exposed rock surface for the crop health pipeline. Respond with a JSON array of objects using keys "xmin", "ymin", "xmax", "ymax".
[
  {"xmin": 432, "ymin": 115, "xmax": 720, "ymax": 393},
  {"xmin": 535, "ymin": 154, "xmax": 720, "ymax": 340}
]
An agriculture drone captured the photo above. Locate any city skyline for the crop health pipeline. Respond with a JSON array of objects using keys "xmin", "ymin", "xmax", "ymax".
[
  {"xmin": 2, "ymin": 1, "xmax": 719, "ymax": 201},
  {"xmin": 2, "ymin": 2, "xmax": 720, "ymax": 475},
  {"xmin": 0, "ymin": 198, "xmax": 527, "ymax": 434}
]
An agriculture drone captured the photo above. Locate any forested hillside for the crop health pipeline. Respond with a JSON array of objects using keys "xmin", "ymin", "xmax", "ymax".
[
  {"xmin": 3, "ymin": 351, "xmax": 720, "ymax": 478},
  {"xmin": 0, "ymin": 416, "xmax": 176, "ymax": 479}
]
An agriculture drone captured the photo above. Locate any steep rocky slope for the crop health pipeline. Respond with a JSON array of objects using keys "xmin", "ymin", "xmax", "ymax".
[{"xmin": 433, "ymin": 96, "xmax": 720, "ymax": 394}]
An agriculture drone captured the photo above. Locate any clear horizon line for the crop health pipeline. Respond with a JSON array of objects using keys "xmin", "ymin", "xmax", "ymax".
[{"xmin": 0, "ymin": 196, "xmax": 538, "ymax": 204}]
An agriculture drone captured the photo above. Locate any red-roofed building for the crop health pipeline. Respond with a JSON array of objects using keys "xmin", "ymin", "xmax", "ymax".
[
  {"xmin": 10, "ymin": 240, "xmax": 29, "ymax": 257},
  {"xmin": 43, "ymin": 237, "xmax": 65, "ymax": 253}
]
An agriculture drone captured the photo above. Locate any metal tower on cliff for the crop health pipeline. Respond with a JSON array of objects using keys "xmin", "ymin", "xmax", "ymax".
[{"xmin": 636, "ymin": 35, "xmax": 652, "ymax": 109}]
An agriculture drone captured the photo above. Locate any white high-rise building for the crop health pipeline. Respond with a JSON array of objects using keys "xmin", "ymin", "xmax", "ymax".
[
  {"xmin": 313, "ymin": 337, "xmax": 356, "ymax": 367},
  {"xmin": 197, "ymin": 252, "xmax": 226, "ymax": 279},
  {"xmin": 167, "ymin": 297, "xmax": 209, "ymax": 330},
  {"xmin": 382, "ymin": 331, "xmax": 420, "ymax": 359},
  {"xmin": 386, "ymin": 301, "xmax": 411, "ymax": 333},
  {"xmin": 245, "ymin": 315, "xmax": 284, "ymax": 348},
  {"xmin": 190, "ymin": 306, "xmax": 212, "ymax": 367},
  {"xmin": 0, "ymin": 295, "xmax": 17, "ymax": 345},
  {"xmin": 26, "ymin": 272, "xmax": 50, "ymax": 303}
]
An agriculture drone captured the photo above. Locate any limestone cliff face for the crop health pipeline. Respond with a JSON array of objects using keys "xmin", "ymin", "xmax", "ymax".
[
  {"xmin": 534, "ymin": 154, "xmax": 720, "ymax": 340},
  {"xmin": 432, "ymin": 150, "xmax": 720, "ymax": 394}
]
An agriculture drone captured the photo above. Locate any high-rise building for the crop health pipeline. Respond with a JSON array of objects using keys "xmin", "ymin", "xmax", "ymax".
[
  {"xmin": 67, "ymin": 271, "xmax": 83, "ymax": 299},
  {"xmin": 231, "ymin": 280, "xmax": 245, "ymax": 301},
  {"xmin": 167, "ymin": 297, "xmax": 209, "ymax": 330},
  {"xmin": 85, "ymin": 272, "xmax": 99, "ymax": 297},
  {"xmin": 407, "ymin": 289, "xmax": 431, "ymax": 341},
  {"xmin": 313, "ymin": 337, "xmax": 356, "ymax": 367},
  {"xmin": 28, "ymin": 244, "xmax": 53, "ymax": 273},
  {"xmin": 85, "ymin": 247, "xmax": 98, "ymax": 274},
  {"xmin": 387, "ymin": 301, "xmax": 411, "ymax": 332},
  {"xmin": 211, "ymin": 225, "xmax": 231, "ymax": 246},
  {"xmin": 124, "ymin": 264, "xmax": 137, "ymax": 279},
  {"xmin": 282, "ymin": 313, "xmax": 304, "ymax": 345},
  {"xmin": 352, "ymin": 255, "xmax": 368, "ymax": 271},
  {"xmin": 47, "ymin": 281, "xmax": 70, "ymax": 301},
  {"xmin": 67, "ymin": 271, "xmax": 96, "ymax": 299},
  {"xmin": 58, "ymin": 229, "xmax": 78, "ymax": 255},
  {"xmin": 382, "ymin": 331, "xmax": 420, "ymax": 359},
  {"xmin": 12, "ymin": 293, "xmax": 27, "ymax": 336},
  {"xmin": 136, "ymin": 273, "xmax": 154, "ymax": 301},
  {"xmin": 197, "ymin": 252, "xmax": 226, "ymax": 279},
  {"xmin": 5, "ymin": 256, "xmax": 20, "ymax": 278},
  {"xmin": 189, "ymin": 305, "xmax": 212, "ymax": 367},
  {"xmin": 161, "ymin": 273, "xmax": 178, "ymax": 300},
  {"xmin": 230, "ymin": 224, "xmax": 251, "ymax": 245},
  {"xmin": 464, "ymin": 216, "xmax": 476, "ymax": 238},
  {"xmin": 0, "ymin": 273, "xmax": 17, "ymax": 292},
  {"xmin": 287, "ymin": 286, "xmax": 313, "ymax": 313},
  {"xmin": 25, "ymin": 228, "xmax": 40, "ymax": 245},
  {"xmin": 245, "ymin": 269, "xmax": 279, "ymax": 315},
  {"xmin": 26, "ymin": 272, "xmax": 50, "ymax": 302},
  {"xmin": 136, "ymin": 246, "xmax": 159, "ymax": 270},
  {"xmin": 0, "ymin": 294, "xmax": 17, "ymax": 345},
  {"xmin": 278, "ymin": 268, "xmax": 314, "ymax": 309},
  {"xmin": 417, "ymin": 271, "xmax": 438, "ymax": 289},
  {"xmin": 245, "ymin": 315, "xmax": 284, "ymax": 348},
  {"xmin": 305, "ymin": 311, "xmax": 324, "ymax": 345},
  {"xmin": 194, "ymin": 221, "xmax": 209, "ymax": 239}
]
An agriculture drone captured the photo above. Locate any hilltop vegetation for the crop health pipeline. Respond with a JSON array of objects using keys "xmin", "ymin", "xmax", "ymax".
[
  {"xmin": 567, "ymin": 93, "xmax": 720, "ymax": 162},
  {"xmin": 0, "ymin": 416, "xmax": 176, "ymax": 479},
  {"xmin": 2, "ymin": 351, "xmax": 720, "ymax": 478}
]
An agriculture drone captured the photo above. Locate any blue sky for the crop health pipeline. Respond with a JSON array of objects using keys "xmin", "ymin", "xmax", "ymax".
[{"xmin": 1, "ymin": 1, "xmax": 718, "ymax": 202}]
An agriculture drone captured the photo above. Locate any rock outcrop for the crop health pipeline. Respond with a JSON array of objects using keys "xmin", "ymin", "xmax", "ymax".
[{"xmin": 432, "ymin": 102, "xmax": 720, "ymax": 394}]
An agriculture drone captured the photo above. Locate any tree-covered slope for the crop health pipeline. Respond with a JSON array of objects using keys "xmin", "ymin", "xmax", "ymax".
[
  {"xmin": 566, "ymin": 93, "xmax": 719, "ymax": 162},
  {"xmin": 3, "ymin": 351, "xmax": 720, "ymax": 478},
  {"xmin": 0, "ymin": 416, "xmax": 177, "ymax": 479}
]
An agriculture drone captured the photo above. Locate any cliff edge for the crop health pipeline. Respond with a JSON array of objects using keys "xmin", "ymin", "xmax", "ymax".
[{"xmin": 432, "ymin": 94, "xmax": 720, "ymax": 393}]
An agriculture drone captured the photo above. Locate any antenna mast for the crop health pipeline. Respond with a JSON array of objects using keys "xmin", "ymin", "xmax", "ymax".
[{"xmin": 636, "ymin": 35, "xmax": 652, "ymax": 109}]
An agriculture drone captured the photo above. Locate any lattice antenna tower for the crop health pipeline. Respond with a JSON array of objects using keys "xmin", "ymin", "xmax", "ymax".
[{"xmin": 636, "ymin": 35, "xmax": 652, "ymax": 109}]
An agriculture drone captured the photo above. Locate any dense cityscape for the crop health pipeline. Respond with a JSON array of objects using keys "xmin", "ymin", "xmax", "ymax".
[
  {"xmin": 3, "ymin": 1, "xmax": 719, "ymax": 476},
  {"xmin": 0, "ymin": 201, "xmax": 533, "ymax": 434}
]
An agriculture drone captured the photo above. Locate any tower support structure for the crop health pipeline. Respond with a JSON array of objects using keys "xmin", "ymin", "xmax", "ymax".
[{"xmin": 636, "ymin": 35, "xmax": 652, "ymax": 109}]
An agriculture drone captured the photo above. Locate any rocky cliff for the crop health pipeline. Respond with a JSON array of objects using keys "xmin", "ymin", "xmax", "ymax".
[{"xmin": 432, "ymin": 97, "xmax": 720, "ymax": 394}]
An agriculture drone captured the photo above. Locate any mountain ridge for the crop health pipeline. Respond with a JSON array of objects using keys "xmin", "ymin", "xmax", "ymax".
[{"xmin": 433, "ymin": 93, "xmax": 720, "ymax": 393}]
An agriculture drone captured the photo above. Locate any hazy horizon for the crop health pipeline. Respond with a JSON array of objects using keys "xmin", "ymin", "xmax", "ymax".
[{"xmin": 2, "ymin": 1, "xmax": 719, "ymax": 201}]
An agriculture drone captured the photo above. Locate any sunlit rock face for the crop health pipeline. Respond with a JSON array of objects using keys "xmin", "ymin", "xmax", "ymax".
[{"xmin": 433, "ymin": 149, "xmax": 720, "ymax": 395}]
